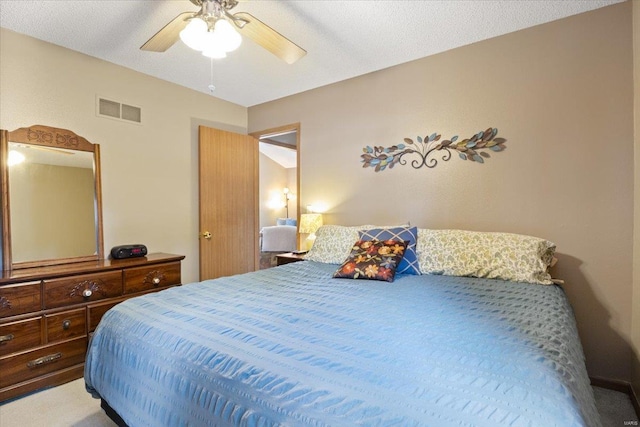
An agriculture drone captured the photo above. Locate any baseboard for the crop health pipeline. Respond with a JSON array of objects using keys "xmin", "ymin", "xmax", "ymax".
[{"xmin": 590, "ymin": 376, "xmax": 640, "ymax": 418}]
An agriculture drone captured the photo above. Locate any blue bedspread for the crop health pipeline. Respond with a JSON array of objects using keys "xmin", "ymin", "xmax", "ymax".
[{"xmin": 85, "ymin": 261, "xmax": 601, "ymax": 427}]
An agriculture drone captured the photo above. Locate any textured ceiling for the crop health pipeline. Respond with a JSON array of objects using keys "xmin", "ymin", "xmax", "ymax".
[{"xmin": 0, "ymin": 0, "xmax": 625, "ymax": 107}]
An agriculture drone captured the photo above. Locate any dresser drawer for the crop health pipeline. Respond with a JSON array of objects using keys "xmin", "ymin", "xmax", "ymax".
[
  {"xmin": 0, "ymin": 282, "xmax": 42, "ymax": 318},
  {"xmin": 0, "ymin": 317, "xmax": 43, "ymax": 356},
  {"xmin": 123, "ymin": 262, "xmax": 181, "ymax": 294},
  {"xmin": 0, "ymin": 337, "xmax": 87, "ymax": 389},
  {"xmin": 87, "ymin": 298, "xmax": 125, "ymax": 332},
  {"xmin": 44, "ymin": 271, "xmax": 123, "ymax": 309},
  {"xmin": 46, "ymin": 308, "xmax": 86, "ymax": 343}
]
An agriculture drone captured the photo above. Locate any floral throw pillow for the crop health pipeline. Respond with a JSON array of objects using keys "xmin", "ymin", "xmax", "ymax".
[{"xmin": 333, "ymin": 239, "xmax": 408, "ymax": 282}]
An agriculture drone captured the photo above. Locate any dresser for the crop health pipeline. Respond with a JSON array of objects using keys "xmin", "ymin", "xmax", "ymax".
[{"xmin": 0, "ymin": 253, "xmax": 184, "ymax": 402}]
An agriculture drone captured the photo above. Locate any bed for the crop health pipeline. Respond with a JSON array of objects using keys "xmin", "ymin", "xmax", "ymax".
[{"xmin": 85, "ymin": 254, "xmax": 601, "ymax": 426}]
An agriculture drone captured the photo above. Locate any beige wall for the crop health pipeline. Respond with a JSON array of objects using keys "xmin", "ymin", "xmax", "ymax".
[
  {"xmin": 288, "ymin": 167, "xmax": 298, "ymax": 219},
  {"xmin": 0, "ymin": 28, "xmax": 247, "ymax": 284},
  {"xmin": 632, "ymin": 0, "xmax": 640, "ymax": 393},
  {"xmin": 250, "ymin": 3, "xmax": 634, "ymax": 382},
  {"xmin": 259, "ymin": 153, "xmax": 292, "ymax": 228}
]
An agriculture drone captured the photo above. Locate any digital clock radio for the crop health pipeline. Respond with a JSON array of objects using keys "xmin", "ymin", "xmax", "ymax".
[{"xmin": 110, "ymin": 244, "xmax": 148, "ymax": 259}]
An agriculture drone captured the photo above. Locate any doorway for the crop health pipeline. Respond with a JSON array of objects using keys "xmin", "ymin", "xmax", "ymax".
[{"xmin": 250, "ymin": 124, "xmax": 300, "ymax": 269}]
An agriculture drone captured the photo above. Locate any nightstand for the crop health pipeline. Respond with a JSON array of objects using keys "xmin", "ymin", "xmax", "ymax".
[{"xmin": 276, "ymin": 252, "xmax": 307, "ymax": 266}]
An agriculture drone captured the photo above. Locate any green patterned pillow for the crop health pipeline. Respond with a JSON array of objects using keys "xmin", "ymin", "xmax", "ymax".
[
  {"xmin": 305, "ymin": 224, "xmax": 408, "ymax": 264},
  {"xmin": 417, "ymin": 229, "xmax": 556, "ymax": 285}
]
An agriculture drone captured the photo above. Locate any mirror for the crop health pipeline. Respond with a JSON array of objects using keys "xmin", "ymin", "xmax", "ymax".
[{"xmin": 1, "ymin": 125, "xmax": 104, "ymax": 270}]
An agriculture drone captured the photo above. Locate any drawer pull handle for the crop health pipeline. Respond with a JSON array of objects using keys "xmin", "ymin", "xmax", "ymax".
[
  {"xmin": 71, "ymin": 280, "xmax": 105, "ymax": 299},
  {"xmin": 62, "ymin": 319, "xmax": 71, "ymax": 330},
  {"xmin": 0, "ymin": 296, "xmax": 12, "ymax": 310},
  {"xmin": 144, "ymin": 270, "xmax": 166, "ymax": 287},
  {"xmin": 27, "ymin": 352, "xmax": 62, "ymax": 368},
  {"xmin": 0, "ymin": 334, "xmax": 14, "ymax": 344}
]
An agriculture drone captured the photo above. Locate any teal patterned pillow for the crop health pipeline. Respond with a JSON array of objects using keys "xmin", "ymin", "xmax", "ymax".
[{"xmin": 359, "ymin": 227, "xmax": 420, "ymax": 275}]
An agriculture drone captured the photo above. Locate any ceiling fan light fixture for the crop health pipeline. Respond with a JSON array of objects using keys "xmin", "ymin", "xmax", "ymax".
[
  {"xmin": 214, "ymin": 18, "xmax": 241, "ymax": 52},
  {"xmin": 201, "ymin": 30, "xmax": 227, "ymax": 58},
  {"xmin": 179, "ymin": 18, "xmax": 208, "ymax": 51},
  {"xmin": 202, "ymin": 46, "xmax": 227, "ymax": 59},
  {"xmin": 141, "ymin": 2, "xmax": 306, "ymax": 63},
  {"xmin": 179, "ymin": 14, "xmax": 241, "ymax": 57}
]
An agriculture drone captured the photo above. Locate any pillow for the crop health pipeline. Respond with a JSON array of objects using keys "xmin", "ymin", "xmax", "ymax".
[
  {"xmin": 358, "ymin": 227, "xmax": 420, "ymax": 275},
  {"xmin": 333, "ymin": 239, "xmax": 407, "ymax": 282},
  {"xmin": 417, "ymin": 229, "xmax": 556, "ymax": 285},
  {"xmin": 305, "ymin": 224, "xmax": 409, "ymax": 264},
  {"xmin": 276, "ymin": 218, "xmax": 297, "ymax": 226}
]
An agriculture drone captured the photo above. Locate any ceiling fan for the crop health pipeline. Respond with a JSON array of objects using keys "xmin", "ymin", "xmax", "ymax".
[{"xmin": 141, "ymin": 0, "xmax": 306, "ymax": 64}]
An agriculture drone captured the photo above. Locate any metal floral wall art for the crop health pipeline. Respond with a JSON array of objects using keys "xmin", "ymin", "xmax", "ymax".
[{"xmin": 361, "ymin": 127, "xmax": 507, "ymax": 172}]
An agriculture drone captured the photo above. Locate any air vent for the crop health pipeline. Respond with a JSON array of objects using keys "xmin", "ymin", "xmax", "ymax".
[
  {"xmin": 97, "ymin": 96, "xmax": 142, "ymax": 124},
  {"xmin": 121, "ymin": 104, "xmax": 141, "ymax": 123}
]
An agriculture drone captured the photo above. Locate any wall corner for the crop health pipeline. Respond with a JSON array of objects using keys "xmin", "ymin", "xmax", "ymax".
[{"xmin": 632, "ymin": 0, "xmax": 640, "ymax": 395}]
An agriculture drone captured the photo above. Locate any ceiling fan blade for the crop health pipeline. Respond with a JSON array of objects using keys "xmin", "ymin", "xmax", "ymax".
[
  {"xmin": 232, "ymin": 12, "xmax": 306, "ymax": 64},
  {"xmin": 141, "ymin": 12, "xmax": 195, "ymax": 52}
]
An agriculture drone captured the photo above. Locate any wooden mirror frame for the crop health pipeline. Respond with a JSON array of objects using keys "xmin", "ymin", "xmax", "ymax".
[{"xmin": 1, "ymin": 125, "xmax": 104, "ymax": 270}]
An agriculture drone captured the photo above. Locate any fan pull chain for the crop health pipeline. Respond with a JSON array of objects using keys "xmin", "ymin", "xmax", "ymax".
[{"xmin": 208, "ymin": 58, "xmax": 216, "ymax": 94}]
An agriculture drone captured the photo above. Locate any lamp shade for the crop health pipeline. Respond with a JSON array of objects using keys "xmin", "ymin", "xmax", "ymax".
[{"xmin": 299, "ymin": 214, "xmax": 323, "ymax": 234}]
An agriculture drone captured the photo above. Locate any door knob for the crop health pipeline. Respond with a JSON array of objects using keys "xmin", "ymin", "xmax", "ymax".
[{"xmin": 201, "ymin": 231, "xmax": 212, "ymax": 239}]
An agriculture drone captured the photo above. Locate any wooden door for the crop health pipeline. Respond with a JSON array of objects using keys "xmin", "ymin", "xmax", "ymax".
[{"xmin": 199, "ymin": 126, "xmax": 258, "ymax": 280}]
